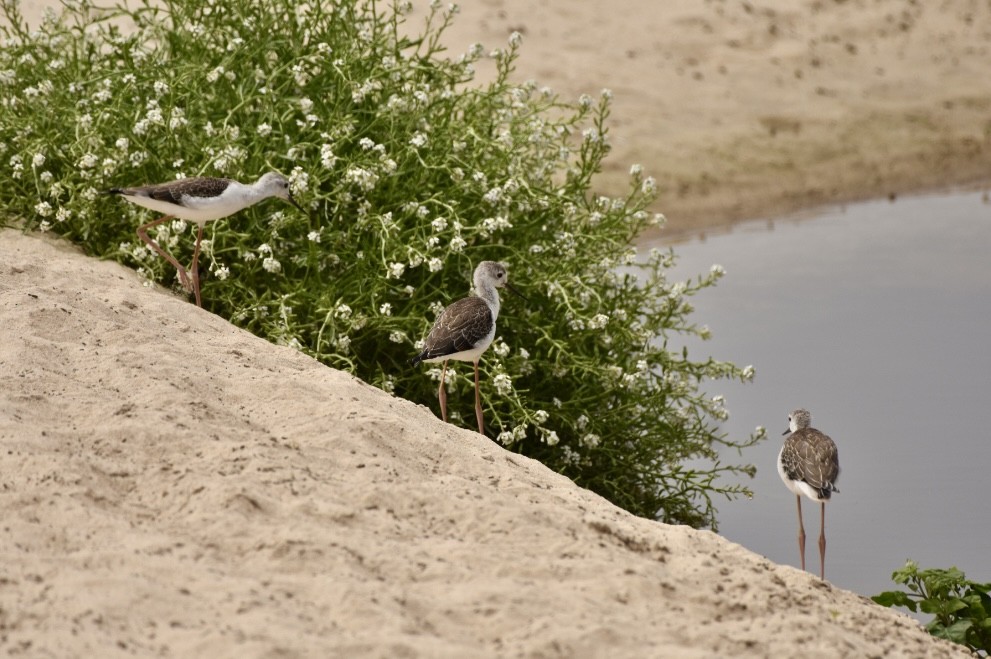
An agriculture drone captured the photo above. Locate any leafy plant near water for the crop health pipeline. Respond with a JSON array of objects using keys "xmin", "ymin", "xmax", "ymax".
[
  {"xmin": 0, "ymin": 0, "xmax": 763, "ymax": 527},
  {"xmin": 873, "ymin": 560, "xmax": 991, "ymax": 655}
]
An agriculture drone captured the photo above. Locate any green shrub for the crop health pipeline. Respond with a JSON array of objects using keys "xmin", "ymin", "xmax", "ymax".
[
  {"xmin": 873, "ymin": 560, "xmax": 991, "ymax": 654},
  {"xmin": 0, "ymin": 0, "xmax": 763, "ymax": 527}
]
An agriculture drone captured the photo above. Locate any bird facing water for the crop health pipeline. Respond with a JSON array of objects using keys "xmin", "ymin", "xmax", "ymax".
[{"xmin": 777, "ymin": 408, "xmax": 840, "ymax": 579}]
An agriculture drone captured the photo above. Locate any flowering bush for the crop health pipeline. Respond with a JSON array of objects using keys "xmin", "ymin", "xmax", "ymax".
[{"xmin": 0, "ymin": 0, "xmax": 763, "ymax": 527}]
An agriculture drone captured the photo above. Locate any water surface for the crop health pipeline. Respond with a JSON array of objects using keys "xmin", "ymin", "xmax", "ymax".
[{"xmin": 643, "ymin": 190, "xmax": 991, "ymax": 599}]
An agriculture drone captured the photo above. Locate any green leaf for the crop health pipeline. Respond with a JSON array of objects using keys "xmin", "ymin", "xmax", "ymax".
[
  {"xmin": 941, "ymin": 619, "xmax": 974, "ymax": 644},
  {"xmin": 872, "ymin": 591, "xmax": 916, "ymax": 611}
]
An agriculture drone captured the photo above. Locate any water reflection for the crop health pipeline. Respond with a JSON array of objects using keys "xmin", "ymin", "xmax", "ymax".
[{"xmin": 641, "ymin": 191, "xmax": 991, "ymax": 599}]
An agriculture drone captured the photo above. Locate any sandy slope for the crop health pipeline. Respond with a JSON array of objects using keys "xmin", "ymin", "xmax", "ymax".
[{"xmin": 0, "ymin": 229, "xmax": 968, "ymax": 656}]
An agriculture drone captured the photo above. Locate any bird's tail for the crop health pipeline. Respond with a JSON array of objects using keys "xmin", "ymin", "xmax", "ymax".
[
  {"xmin": 410, "ymin": 351, "xmax": 427, "ymax": 367},
  {"xmin": 104, "ymin": 188, "xmax": 125, "ymax": 196}
]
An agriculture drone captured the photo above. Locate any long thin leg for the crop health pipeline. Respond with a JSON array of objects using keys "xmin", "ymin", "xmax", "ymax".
[
  {"xmin": 136, "ymin": 214, "xmax": 193, "ymax": 294},
  {"xmin": 437, "ymin": 360, "xmax": 448, "ymax": 422},
  {"xmin": 473, "ymin": 360, "xmax": 484, "ymax": 435},
  {"xmin": 190, "ymin": 223, "xmax": 204, "ymax": 307},
  {"xmin": 818, "ymin": 502, "xmax": 826, "ymax": 580},
  {"xmin": 796, "ymin": 495, "xmax": 806, "ymax": 572}
]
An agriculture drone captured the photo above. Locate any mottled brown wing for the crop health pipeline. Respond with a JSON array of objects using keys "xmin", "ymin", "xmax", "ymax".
[
  {"xmin": 420, "ymin": 296, "xmax": 492, "ymax": 360},
  {"xmin": 782, "ymin": 428, "xmax": 840, "ymax": 494}
]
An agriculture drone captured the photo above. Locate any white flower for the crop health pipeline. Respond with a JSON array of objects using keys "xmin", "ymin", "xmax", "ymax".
[
  {"xmin": 742, "ymin": 365, "xmax": 756, "ymax": 381},
  {"xmin": 55, "ymin": 207, "xmax": 71, "ymax": 223},
  {"xmin": 335, "ymin": 303, "xmax": 353, "ymax": 319},
  {"xmin": 289, "ymin": 167, "xmax": 309, "ymax": 194},
  {"xmin": 299, "ymin": 97, "xmax": 313, "ymax": 113},
  {"xmin": 508, "ymin": 31, "xmax": 522, "ymax": 48},
  {"xmin": 38, "ymin": 220, "xmax": 51, "ymax": 232},
  {"xmin": 379, "ymin": 303, "xmax": 392, "ymax": 316},
  {"xmin": 534, "ymin": 410, "xmax": 549, "ymax": 424},
  {"xmin": 427, "ymin": 257, "xmax": 443, "ymax": 272},
  {"xmin": 206, "ymin": 66, "xmax": 225, "ymax": 83},
  {"xmin": 34, "ymin": 201, "xmax": 53, "ymax": 217},
  {"xmin": 344, "ymin": 166, "xmax": 379, "ymax": 191},
  {"xmin": 307, "ymin": 230, "xmax": 321, "ymax": 243},
  {"xmin": 630, "ymin": 163, "xmax": 642, "ymax": 177},
  {"xmin": 431, "ymin": 216, "xmax": 448, "ymax": 232},
  {"xmin": 409, "ymin": 132, "xmax": 428, "ymax": 148},
  {"xmin": 579, "ymin": 433, "xmax": 601, "ymax": 449},
  {"xmin": 389, "ymin": 330, "xmax": 405, "ymax": 343},
  {"xmin": 544, "ymin": 431, "xmax": 560, "ymax": 446},
  {"xmin": 497, "ymin": 431, "xmax": 514, "ymax": 446},
  {"xmin": 588, "ymin": 313, "xmax": 609, "ymax": 330},
  {"xmin": 262, "ymin": 257, "xmax": 281, "ymax": 273},
  {"xmin": 257, "ymin": 243, "xmax": 273, "ymax": 254},
  {"xmin": 492, "ymin": 339, "xmax": 510, "ymax": 358},
  {"xmin": 257, "ymin": 123, "xmax": 272, "ymax": 137},
  {"xmin": 483, "ymin": 187, "xmax": 503, "ymax": 205},
  {"xmin": 492, "ymin": 373, "xmax": 512, "ymax": 396},
  {"xmin": 429, "ymin": 301, "xmax": 445, "ymax": 316},
  {"xmin": 710, "ymin": 263, "xmax": 726, "ymax": 277},
  {"xmin": 77, "ymin": 153, "xmax": 98, "ymax": 169},
  {"xmin": 31, "ymin": 153, "xmax": 45, "ymax": 168},
  {"xmin": 320, "ymin": 144, "xmax": 337, "ymax": 169},
  {"xmin": 215, "ymin": 265, "xmax": 231, "ymax": 281},
  {"xmin": 335, "ymin": 335, "xmax": 351, "ymax": 352},
  {"xmin": 449, "ymin": 236, "xmax": 467, "ymax": 253},
  {"xmin": 642, "ymin": 176, "xmax": 657, "ymax": 195},
  {"xmin": 387, "ymin": 262, "xmax": 405, "ymax": 279},
  {"xmin": 153, "ymin": 80, "xmax": 169, "ymax": 96}
]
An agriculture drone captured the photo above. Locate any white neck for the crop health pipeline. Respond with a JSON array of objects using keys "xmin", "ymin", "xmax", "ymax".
[{"xmin": 474, "ymin": 281, "xmax": 502, "ymax": 320}]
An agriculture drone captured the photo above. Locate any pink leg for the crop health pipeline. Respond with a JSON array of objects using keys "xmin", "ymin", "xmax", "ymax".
[
  {"xmin": 437, "ymin": 360, "xmax": 448, "ymax": 422},
  {"xmin": 190, "ymin": 224, "xmax": 204, "ymax": 307},
  {"xmin": 136, "ymin": 214, "xmax": 193, "ymax": 294},
  {"xmin": 796, "ymin": 495, "xmax": 806, "ymax": 572},
  {"xmin": 818, "ymin": 502, "xmax": 827, "ymax": 580},
  {"xmin": 473, "ymin": 360, "xmax": 484, "ymax": 435}
]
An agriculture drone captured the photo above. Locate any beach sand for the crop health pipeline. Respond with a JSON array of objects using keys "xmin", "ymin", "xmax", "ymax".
[
  {"xmin": 2, "ymin": 0, "xmax": 986, "ymax": 656},
  {"xmin": 0, "ymin": 227, "xmax": 968, "ymax": 657}
]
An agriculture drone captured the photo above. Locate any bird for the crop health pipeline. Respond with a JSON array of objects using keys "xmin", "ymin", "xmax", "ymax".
[
  {"xmin": 107, "ymin": 172, "xmax": 304, "ymax": 307},
  {"xmin": 411, "ymin": 261, "xmax": 523, "ymax": 435},
  {"xmin": 777, "ymin": 408, "xmax": 840, "ymax": 579}
]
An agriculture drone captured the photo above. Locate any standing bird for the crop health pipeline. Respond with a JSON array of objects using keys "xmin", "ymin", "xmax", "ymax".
[
  {"xmin": 107, "ymin": 172, "xmax": 304, "ymax": 307},
  {"xmin": 778, "ymin": 408, "xmax": 840, "ymax": 579},
  {"xmin": 411, "ymin": 261, "xmax": 523, "ymax": 435}
]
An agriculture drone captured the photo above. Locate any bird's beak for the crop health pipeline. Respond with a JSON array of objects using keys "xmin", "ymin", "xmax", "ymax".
[
  {"xmin": 286, "ymin": 193, "xmax": 305, "ymax": 213},
  {"xmin": 505, "ymin": 282, "xmax": 528, "ymax": 302},
  {"xmin": 782, "ymin": 427, "xmax": 790, "ymax": 436}
]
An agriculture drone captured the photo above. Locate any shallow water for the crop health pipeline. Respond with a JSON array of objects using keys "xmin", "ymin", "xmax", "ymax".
[{"xmin": 643, "ymin": 190, "xmax": 991, "ymax": 600}]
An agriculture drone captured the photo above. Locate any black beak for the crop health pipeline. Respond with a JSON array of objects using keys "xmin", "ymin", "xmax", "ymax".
[
  {"xmin": 506, "ymin": 282, "xmax": 528, "ymax": 302},
  {"xmin": 782, "ymin": 427, "xmax": 790, "ymax": 436},
  {"xmin": 286, "ymin": 193, "xmax": 305, "ymax": 213}
]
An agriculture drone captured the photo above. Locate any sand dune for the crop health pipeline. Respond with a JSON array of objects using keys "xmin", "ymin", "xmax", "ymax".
[{"xmin": 0, "ymin": 228, "xmax": 968, "ymax": 656}]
